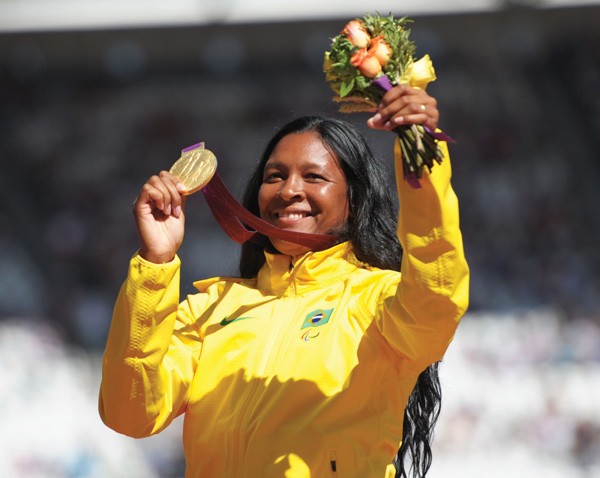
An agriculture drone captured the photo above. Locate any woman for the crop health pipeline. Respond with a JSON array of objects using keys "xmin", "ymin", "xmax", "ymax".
[{"xmin": 99, "ymin": 85, "xmax": 469, "ymax": 477}]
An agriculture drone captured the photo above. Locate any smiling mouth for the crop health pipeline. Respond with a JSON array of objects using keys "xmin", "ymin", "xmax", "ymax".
[{"xmin": 275, "ymin": 212, "xmax": 310, "ymax": 220}]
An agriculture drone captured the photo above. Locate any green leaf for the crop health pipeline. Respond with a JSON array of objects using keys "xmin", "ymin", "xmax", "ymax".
[
  {"xmin": 340, "ymin": 79, "xmax": 355, "ymax": 98},
  {"xmin": 355, "ymin": 76, "xmax": 370, "ymax": 90}
]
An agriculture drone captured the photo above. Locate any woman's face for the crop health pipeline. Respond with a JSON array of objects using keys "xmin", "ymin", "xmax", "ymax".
[{"xmin": 258, "ymin": 131, "xmax": 349, "ymax": 257}]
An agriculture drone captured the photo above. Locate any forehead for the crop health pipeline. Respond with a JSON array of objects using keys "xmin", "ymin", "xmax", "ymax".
[{"xmin": 266, "ymin": 131, "xmax": 340, "ymax": 169}]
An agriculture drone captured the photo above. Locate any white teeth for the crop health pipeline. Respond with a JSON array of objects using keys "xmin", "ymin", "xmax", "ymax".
[{"xmin": 277, "ymin": 212, "xmax": 307, "ymax": 219}]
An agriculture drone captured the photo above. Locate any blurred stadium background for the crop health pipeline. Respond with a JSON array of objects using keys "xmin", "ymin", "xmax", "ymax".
[{"xmin": 1, "ymin": 1, "xmax": 599, "ymax": 476}]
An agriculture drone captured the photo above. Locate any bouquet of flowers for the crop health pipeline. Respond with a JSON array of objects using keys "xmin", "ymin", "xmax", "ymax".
[{"xmin": 324, "ymin": 13, "xmax": 451, "ymax": 184}]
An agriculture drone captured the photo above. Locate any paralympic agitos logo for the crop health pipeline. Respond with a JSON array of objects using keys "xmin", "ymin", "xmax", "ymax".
[{"xmin": 300, "ymin": 308, "xmax": 334, "ymax": 342}]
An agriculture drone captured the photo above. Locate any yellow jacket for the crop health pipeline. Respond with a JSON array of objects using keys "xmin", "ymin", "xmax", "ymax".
[{"xmin": 99, "ymin": 140, "xmax": 469, "ymax": 477}]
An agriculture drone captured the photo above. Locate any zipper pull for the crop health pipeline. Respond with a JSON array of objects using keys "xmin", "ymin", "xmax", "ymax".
[{"xmin": 329, "ymin": 450, "xmax": 337, "ymax": 472}]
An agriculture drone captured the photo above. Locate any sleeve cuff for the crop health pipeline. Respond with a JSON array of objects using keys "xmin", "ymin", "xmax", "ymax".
[{"xmin": 132, "ymin": 250, "xmax": 181, "ymax": 269}]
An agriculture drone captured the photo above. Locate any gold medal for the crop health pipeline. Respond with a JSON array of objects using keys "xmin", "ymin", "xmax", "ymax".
[{"xmin": 169, "ymin": 143, "xmax": 218, "ymax": 195}]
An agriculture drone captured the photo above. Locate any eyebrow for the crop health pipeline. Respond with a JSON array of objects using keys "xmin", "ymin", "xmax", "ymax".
[
  {"xmin": 263, "ymin": 159, "xmax": 330, "ymax": 171},
  {"xmin": 263, "ymin": 159, "xmax": 285, "ymax": 168}
]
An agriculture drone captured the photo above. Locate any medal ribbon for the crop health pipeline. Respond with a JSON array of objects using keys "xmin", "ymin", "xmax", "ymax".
[{"xmin": 200, "ymin": 173, "xmax": 338, "ymax": 251}]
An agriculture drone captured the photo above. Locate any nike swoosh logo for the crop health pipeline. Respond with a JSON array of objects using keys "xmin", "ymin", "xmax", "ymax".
[{"xmin": 220, "ymin": 316, "xmax": 254, "ymax": 326}]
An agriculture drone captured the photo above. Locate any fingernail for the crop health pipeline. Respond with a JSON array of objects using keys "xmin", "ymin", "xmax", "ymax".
[
  {"xmin": 174, "ymin": 206, "xmax": 182, "ymax": 217},
  {"xmin": 176, "ymin": 182, "xmax": 186, "ymax": 192},
  {"xmin": 371, "ymin": 113, "xmax": 382, "ymax": 123},
  {"xmin": 166, "ymin": 204, "xmax": 172, "ymax": 216}
]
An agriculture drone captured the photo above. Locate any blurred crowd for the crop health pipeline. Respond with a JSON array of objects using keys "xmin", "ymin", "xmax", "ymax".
[
  {"xmin": 433, "ymin": 309, "xmax": 600, "ymax": 478},
  {"xmin": 1, "ymin": 7, "xmax": 599, "ymax": 349},
  {"xmin": 1, "ymin": 310, "xmax": 599, "ymax": 477},
  {"xmin": 0, "ymin": 5, "xmax": 599, "ymax": 476},
  {"xmin": 0, "ymin": 319, "xmax": 184, "ymax": 477}
]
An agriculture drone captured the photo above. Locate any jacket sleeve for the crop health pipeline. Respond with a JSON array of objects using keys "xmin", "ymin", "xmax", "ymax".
[
  {"xmin": 98, "ymin": 253, "xmax": 203, "ymax": 438},
  {"xmin": 378, "ymin": 138, "xmax": 470, "ymax": 372}
]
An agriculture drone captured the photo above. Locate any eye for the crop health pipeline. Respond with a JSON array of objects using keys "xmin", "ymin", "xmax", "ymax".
[
  {"xmin": 305, "ymin": 173, "xmax": 327, "ymax": 182},
  {"xmin": 262, "ymin": 171, "xmax": 283, "ymax": 183}
]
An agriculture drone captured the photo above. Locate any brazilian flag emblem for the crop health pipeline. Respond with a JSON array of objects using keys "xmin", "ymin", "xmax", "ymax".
[{"xmin": 301, "ymin": 308, "xmax": 333, "ymax": 330}]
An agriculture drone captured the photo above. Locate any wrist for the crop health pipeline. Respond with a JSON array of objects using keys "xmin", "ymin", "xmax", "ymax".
[{"xmin": 139, "ymin": 248, "xmax": 176, "ymax": 264}]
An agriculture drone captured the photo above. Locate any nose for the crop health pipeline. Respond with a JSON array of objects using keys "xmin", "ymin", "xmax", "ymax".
[{"xmin": 277, "ymin": 175, "xmax": 305, "ymax": 201}]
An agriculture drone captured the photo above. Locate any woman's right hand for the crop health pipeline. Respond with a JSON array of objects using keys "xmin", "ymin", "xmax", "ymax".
[
  {"xmin": 367, "ymin": 84, "xmax": 439, "ymax": 133},
  {"xmin": 133, "ymin": 171, "xmax": 187, "ymax": 264}
]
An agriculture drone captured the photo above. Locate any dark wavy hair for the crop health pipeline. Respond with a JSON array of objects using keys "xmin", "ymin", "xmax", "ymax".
[{"xmin": 239, "ymin": 116, "xmax": 441, "ymax": 477}]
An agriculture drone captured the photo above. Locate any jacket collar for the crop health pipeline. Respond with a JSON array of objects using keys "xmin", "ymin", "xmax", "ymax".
[{"xmin": 257, "ymin": 241, "xmax": 362, "ymax": 296}]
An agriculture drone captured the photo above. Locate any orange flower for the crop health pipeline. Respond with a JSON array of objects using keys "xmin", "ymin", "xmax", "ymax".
[
  {"xmin": 350, "ymin": 48, "xmax": 382, "ymax": 78},
  {"xmin": 342, "ymin": 20, "xmax": 370, "ymax": 48},
  {"xmin": 368, "ymin": 36, "xmax": 392, "ymax": 66}
]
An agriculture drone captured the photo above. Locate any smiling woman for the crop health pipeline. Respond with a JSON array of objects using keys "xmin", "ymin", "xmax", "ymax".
[
  {"xmin": 258, "ymin": 131, "xmax": 349, "ymax": 257},
  {"xmin": 99, "ymin": 86, "xmax": 469, "ymax": 478}
]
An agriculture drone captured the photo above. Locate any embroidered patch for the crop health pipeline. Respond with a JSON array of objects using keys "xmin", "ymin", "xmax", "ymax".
[{"xmin": 300, "ymin": 308, "xmax": 333, "ymax": 330}]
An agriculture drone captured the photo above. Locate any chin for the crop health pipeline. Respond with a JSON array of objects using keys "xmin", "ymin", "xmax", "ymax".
[{"xmin": 269, "ymin": 238, "xmax": 312, "ymax": 257}]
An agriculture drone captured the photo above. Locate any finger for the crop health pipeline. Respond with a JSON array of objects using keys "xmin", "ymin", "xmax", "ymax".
[
  {"xmin": 369, "ymin": 99, "xmax": 414, "ymax": 130},
  {"xmin": 386, "ymin": 96, "xmax": 439, "ymax": 129},
  {"xmin": 169, "ymin": 191, "xmax": 187, "ymax": 219},
  {"xmin": 160, "ymin": 170, "xmax": 187, "ymax": 193},
  {"xmin": 158, "ymin": 171, "xmax": 185, "ymax": 217},
  {"xmin": 368, "ymin": 99, "xmax": 410, "ymax": 129},
  {"xmin": 368, "ymin": 85, "xmax": 440, "ymax": 131},
  {"xmin": 401, "ymin": 99, "xmax": 439, "ymax": 131},
  {"xmin": 369, "ymin": 88, "xmax": 420, "ymax": 128},
  {"xmin": 377, "ymin": 84, "xmax": 413, "ymax": 108},
  {"xmin": 138, "ymin": 174, "xmax": 174, "ymax": 216},
  {"xmin": 389, "ymin": 101, "xmax": 433, "ymax": 122},
  {"xmin": 178, "ymin": 194, "xmax": 188, "ymax": 218}
]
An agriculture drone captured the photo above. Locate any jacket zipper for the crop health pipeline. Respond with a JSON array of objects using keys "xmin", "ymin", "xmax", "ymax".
[
  {"xmin": 230, "ymin": 376, "xmax": 261, "ymax": 477},
  {"xmin": 257, "ymin": 295, "xmax": 299, "ymax": 376},
  {"xmin": 230, "ymin": 270, "xmax": 301, "ymax": 476},
  {"xmin": 257, "ymin": 258, "xmax": 304, "ymax": 376}
]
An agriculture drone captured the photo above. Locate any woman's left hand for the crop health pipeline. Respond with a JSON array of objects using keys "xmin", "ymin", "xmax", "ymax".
[{"xmin": 367, "ymin": 85, "xmax": 439, "ymax": 133}]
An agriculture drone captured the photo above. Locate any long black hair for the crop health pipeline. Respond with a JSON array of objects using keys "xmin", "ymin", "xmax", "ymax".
[{"xmin": 239, "ymin": 116, "xmax": 441, "ymax": 477}]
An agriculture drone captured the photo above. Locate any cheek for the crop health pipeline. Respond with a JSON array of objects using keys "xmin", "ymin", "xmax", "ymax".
[
  {"xmin": 257, "ymin": 186, "xmax": 267, "ymax": 216},
  {"xmin": 321, "ymin": 186, "xmax": 349, "ymax": 223},
  {"xmin": 258, "ymin": 183, "xmax": 281, "ymax": 219}
]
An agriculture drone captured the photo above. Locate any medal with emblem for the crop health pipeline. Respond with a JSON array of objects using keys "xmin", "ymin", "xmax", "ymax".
[{"xmin": 169, "ymin": 142, "xmax": 217, "ymax": 195}]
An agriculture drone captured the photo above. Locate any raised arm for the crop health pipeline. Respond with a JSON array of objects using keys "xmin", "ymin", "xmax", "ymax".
[
  {"xmin": 99, "ymin": 172, "xmax": 201, "ymax": 437},
  {"xmin": 368, "ymin": 85, "xmax": 470, "ymax": 369}
]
